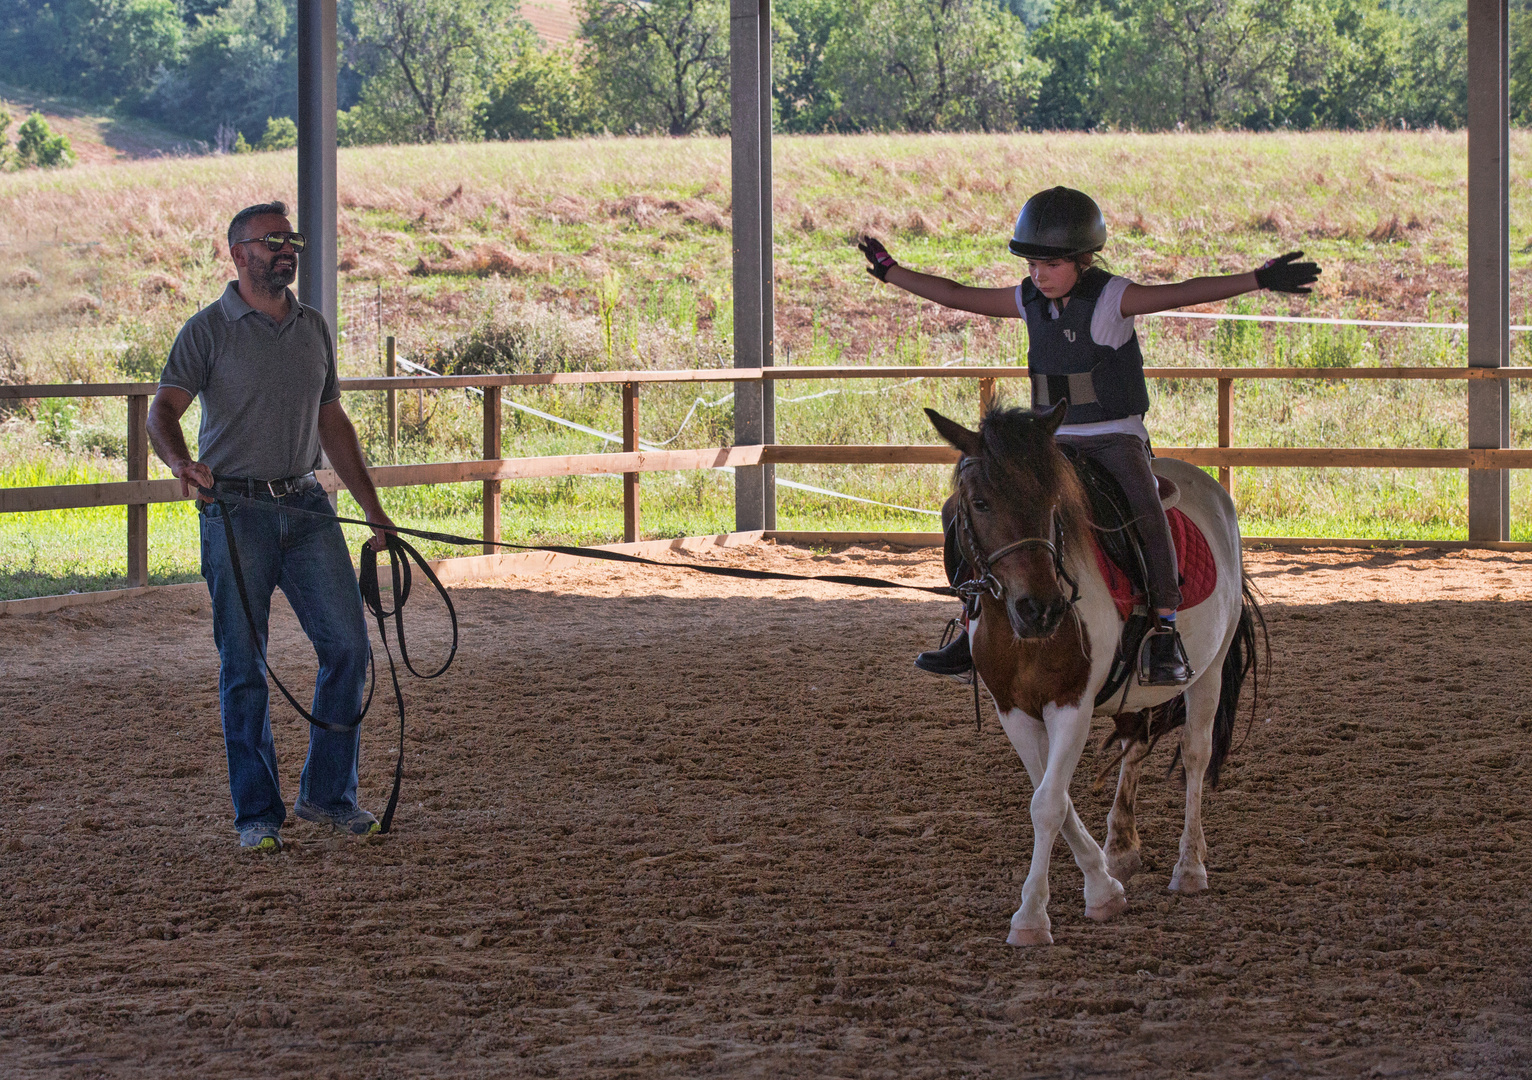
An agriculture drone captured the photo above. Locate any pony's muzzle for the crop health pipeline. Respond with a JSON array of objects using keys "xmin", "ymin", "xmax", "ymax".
[{"xmin": 1007, "ymin": 595, "xmax": 1070, "ymax": 640}]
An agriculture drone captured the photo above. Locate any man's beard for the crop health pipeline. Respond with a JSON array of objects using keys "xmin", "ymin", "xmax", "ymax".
[{"xmin": 254, "ymin": 256, "xmax": 297, "ymax": 297}]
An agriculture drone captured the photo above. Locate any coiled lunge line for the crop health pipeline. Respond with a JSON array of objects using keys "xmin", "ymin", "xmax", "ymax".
[{"xmin": 203, "ymin": 485, "xmax": 955, "ymax": 834}]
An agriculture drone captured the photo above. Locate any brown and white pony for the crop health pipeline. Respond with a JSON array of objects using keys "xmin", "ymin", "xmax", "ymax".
[{"xmin": 928, "ymin": 402, "xmax": 1262, "ymax": 946}]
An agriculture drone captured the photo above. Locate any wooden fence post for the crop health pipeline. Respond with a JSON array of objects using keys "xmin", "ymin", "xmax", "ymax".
[
  {"xmin": 385, "ymin": 335, "xmax": 397, "ymax": 461},
  {"xmin": 126, "ymin": 394, "xmax": 149, "ymax": 588},
  {"xmin": 623, "ymin": 382, "xmax": 640, "ymax": 542},
  {"xmin": 483, "ymin": 386, "xmax": 501, "ymax": 554},
  {"xmin": 979, "ymin": 377, "xmax": 996, "ymax": 417},
  {"xmin": 1217, "ymin": 377, "xmax": 1233, "ymax": 495}
]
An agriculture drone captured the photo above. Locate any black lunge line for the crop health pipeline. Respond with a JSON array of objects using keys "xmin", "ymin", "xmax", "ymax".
[
  {"xmin": 211, "ymin": 490, "xmax": 457, "ymax": 834},
  {"xmin": 202, "ymin": 486, "xmax": 956, "ymax": 595},
  {"xmin": 203, "ymin": 485, "xmax": 956, "ymax": 835}
]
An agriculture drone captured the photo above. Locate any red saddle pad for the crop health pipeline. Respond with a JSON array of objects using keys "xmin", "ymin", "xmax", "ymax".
[{"xmin": 1092, "ymin": 508, "xmax": 1217, "ymax": 620}]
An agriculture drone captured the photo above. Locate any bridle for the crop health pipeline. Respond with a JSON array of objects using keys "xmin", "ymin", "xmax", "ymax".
[{"xmin": 952, "ymin": 459, "xmax": 1080, "ymax": 618}]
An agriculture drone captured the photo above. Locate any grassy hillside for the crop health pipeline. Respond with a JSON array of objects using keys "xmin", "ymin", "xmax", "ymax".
[
  {"xmin": 2, "ymin": 131, "xmax": 1530, "ymax": 598},
  {"xmin": 0, "ymin": 82, "xmax": 198, "ymax": 167}
]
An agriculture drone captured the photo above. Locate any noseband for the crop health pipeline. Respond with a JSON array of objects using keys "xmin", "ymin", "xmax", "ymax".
[{"xmin": 953, "ymin": 461, "xmax": 1081, "ymax": 617}]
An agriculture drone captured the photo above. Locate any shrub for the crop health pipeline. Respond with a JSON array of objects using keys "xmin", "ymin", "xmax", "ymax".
[
  {"xmin": 258, "ymin": 115, "xmax": 297, "ymax": 151},
  {"xmin": 14, "ymin": 114, "xmax": 74, "ymax": 169},
  {"xmin": 77, "ymin": 427, "xmax": 127, "ymax": 458}
]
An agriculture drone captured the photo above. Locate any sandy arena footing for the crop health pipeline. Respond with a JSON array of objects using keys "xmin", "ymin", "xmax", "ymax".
[{"xmin": 3, "ymin": 543, "xmax": 1531, "ymax": 1078}]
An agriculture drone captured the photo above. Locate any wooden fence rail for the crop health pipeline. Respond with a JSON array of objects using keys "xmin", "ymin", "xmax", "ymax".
[{"xmin": 6, "ymin": 364, "xmax": 1532, "ymax": 596}]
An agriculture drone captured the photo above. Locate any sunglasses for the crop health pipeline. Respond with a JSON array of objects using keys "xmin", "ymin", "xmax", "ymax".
[{"xmin": 234, "ymin": 231, "xmax": 307, "ymax": 253}]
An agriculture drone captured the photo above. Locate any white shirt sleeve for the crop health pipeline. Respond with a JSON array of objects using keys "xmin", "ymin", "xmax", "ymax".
[{"xmin": 1090, "ymin": 275, "xmax": 1136, "ymax": 349}]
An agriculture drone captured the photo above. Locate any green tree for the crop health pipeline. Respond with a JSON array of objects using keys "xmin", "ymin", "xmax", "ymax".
[
  {"xmin": 1263, "ymin": 0, "xmax": 1400, "ymax": 130},
  {"xmin": 822, "ymin": 0, "xmax": 1044, "ymax": 132},
  {"xmin": 580, "ymin": 0, "xmax": 731, "ymax": 136},
  {"xmin": 1513, "ymin": 0, "xmax": 1532, "ymax": 125},
  {"xmin": 15, "ymin": 113, "xmax": 75, "ymax": 167},
  {"xmin": 143, "ymin": 0, "xmax": 295, "ymax": 144},
  {"xmin": 0, "ymin": 0, "xmax": 184, "ymax": 102},
  {"xmin": 480, "ymin": 46, "xmax": 598, "ymax": 139},
  {"xmin": 351, "ymin": 0, "xmax": 528, "ymax": 142},
  {"xmin": 774, "ymin": 0, "xmax": 848, "ymax": 132},
  {"xmin": 1030, "ymin": 0, "xmax": 1124, "ymax": 129},
  {"xmin": 1102, "ymin": 0, "xmax": 1307, "ymax": 129},
  {"xmin": 1375, "ymin": 0, "xmax": 1464, "ymax": 128}
]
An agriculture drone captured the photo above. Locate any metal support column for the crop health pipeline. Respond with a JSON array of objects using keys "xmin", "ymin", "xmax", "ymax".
[
  {"xmin": 759, "ymin": 0, "xmax": 776, "ymax": 530},
  {"xmin": 731, "ymin": 0, "xmax": 765, "ymax": 531},
  {"xmin": 298, "ymin": 0, "xmax": 339, "ymax": 505},
  {"xmin": 297, "ymin": 0, "xmax": 338, "ymax": 335},
  {"xmin": 1467, "ymin": 0, "xmax": 1511, "ymax": 541}
]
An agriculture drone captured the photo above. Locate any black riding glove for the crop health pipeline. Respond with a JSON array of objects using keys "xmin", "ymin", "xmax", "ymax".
[
  {"xmin": 1254, "ymin": 250, "xmax": 1321, "ymax": 294},
  {"xmin": 859, "ymin": 236, "xmax": 898, "ymax": 282}
]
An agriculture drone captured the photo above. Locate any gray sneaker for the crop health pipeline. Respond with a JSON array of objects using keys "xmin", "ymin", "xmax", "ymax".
[
  {"xmin": 238, "ymin": 824, "xmax": 283, "ymax": 852},
  {"xmin": 294, "ymin": 798, "xmax": 380, "ymax": 836}
]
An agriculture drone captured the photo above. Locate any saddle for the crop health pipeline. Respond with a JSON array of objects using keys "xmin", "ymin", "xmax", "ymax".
[{"xmin": 1056, "ymin": 448, "xmax": 1217, "ymax": 707}]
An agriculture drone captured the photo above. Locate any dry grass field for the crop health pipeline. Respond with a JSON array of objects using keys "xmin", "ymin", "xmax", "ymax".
[{"xmin": 4, "ymin": 130, "xmax": 1532, "ymax": 599}]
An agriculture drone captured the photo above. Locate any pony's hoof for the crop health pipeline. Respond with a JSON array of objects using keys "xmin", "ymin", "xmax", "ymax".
[
  {"xmin": 1085, "ymin": 894, "xmax": 1129, "ymax": 922},
  {"xmin": 1105, "ymin": 848, "xmax": 1142, "ymax": 884},
  {"xmin": 1006, "ymin": 926, "xmax": 1053, "ymax": 947},
  {"xmin": 1169, "ymin": 866, "xmax": 1208, "ymax": 893}
]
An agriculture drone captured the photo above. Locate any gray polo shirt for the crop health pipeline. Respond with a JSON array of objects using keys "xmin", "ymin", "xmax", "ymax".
[{"xmin": 160, "ymin": 281, "xmax": 340, "ymax": 480}]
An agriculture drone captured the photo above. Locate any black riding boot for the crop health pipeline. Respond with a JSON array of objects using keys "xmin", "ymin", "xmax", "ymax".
[
  {"xmin": 915, "ymin": 618, "xmax": 972, "ymax": 676},
  {"xmin": 1140, "ymin": 619, "xmax": 1193, "ymax": 687}
]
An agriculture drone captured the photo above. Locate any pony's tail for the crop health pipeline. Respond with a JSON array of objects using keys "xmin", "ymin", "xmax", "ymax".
[{"xmin": 1205, "ymin": 574, "xmax": 1269, "ymax": 788}]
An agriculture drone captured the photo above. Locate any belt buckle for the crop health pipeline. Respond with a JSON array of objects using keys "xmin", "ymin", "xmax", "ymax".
[{"xmin": 266, "ymin": 478, "xmax": 288, "ymax": 499}]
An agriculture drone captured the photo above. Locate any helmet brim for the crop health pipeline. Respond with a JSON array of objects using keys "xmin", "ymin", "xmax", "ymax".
[{"xmin": 1009, "ymin": 239, "xmax": 1102, "ymax": 260}]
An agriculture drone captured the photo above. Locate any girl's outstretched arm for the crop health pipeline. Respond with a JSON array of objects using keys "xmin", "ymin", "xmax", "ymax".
[
  {"xmin": 1119, "ymin": 272, "xmax": 1258, "ymax": 317},
  {"xmin": 860, "ymin": 237, "xmax": 1020, "ymax": 318},
  {"xmin": 1120, "ymin": 250, "xmax": 1320, "ymax": 317}
]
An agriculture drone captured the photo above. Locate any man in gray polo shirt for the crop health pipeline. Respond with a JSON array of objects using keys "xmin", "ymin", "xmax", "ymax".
[{"xmin": 148, "ymin": 200, "xmax": 395, "ymax": 853}]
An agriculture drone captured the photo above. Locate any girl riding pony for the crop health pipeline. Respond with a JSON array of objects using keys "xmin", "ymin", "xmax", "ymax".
[{"xmin": 860, "ymin": 186, "xmax": 1319, "ymax": 685}]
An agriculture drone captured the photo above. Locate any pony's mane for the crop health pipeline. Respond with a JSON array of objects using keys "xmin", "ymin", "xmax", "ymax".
[{"xmin": 969, "ymin": 406, "xmax": 1092, "ymax": 540}]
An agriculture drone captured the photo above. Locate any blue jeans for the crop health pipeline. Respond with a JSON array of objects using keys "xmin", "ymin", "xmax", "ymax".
[{"xmin": 199, "ymin": 483, "xmax": 370, "ymax": 832}]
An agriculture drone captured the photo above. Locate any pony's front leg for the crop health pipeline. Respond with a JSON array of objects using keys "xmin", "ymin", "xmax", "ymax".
[
  {"xmin": 1170, "ymin": 671, "xmax": 1223, "ymax": 893},
  {"xmin": 999, "ymin": 701, "xmax": 1125, "ymax": 946}
]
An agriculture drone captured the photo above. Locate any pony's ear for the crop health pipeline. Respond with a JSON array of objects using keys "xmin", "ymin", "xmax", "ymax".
[
  {"xmin": 925, "ymin": 408, "xmax": 981, "ymax": 457},
  {"xmin": 1039, "ymin": 399, "xmax": 1068, "ymax": 436}
]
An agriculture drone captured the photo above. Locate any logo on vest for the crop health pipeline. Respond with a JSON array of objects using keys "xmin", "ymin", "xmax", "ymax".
[{"xmin": 1062, "ymin": 329, "xmax": 1076, "ymax": 342}]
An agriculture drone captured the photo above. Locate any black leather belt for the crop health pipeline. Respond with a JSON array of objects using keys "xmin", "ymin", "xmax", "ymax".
[{"xmin": 213, "ymin": 473, "xmax": 318, "ymax": 498}]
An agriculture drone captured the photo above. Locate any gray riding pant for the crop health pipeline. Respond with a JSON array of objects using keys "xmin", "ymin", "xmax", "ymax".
[{"xmin": 1059, "ymin": 432, "xmax": 1181, "ymax": 611}]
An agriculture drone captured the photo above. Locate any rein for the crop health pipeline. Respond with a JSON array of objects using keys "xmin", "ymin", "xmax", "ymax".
[
  {"xmin": 201, "ymin": 485, "xmax": 957, "ymax": 832},
  {"xmin": 948, "ymin": 459, "xmax": 1084, "ymax": 733}
]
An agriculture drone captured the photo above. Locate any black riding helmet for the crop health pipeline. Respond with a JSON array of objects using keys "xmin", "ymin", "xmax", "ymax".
[{"xmin": 1009, "ymin": 187, "xmax": 1107, "ymax": 259}]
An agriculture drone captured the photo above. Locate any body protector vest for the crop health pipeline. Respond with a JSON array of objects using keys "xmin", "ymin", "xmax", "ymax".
[{"xmin": 1020, "ymin": 268, "xmax": 1151, "ymax": 425}]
